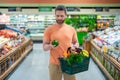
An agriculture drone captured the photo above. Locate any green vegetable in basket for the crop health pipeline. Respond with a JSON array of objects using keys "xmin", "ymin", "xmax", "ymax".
[
  {"xmin": 65, "ymin": 52, "xmax": 84, "ymax": 66},
  {"xmin": 51, "ymin": 40, "xmax": 59, "ymax": 47}
]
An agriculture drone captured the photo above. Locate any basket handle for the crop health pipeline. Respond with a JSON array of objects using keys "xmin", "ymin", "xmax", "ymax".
[
  {"xmin": 67, "ymin": 47, "xmax": 82, "ymax": 54},
  {"xmin": 67, "ymin": 47, "xmax": 71, "ymax": 54}
]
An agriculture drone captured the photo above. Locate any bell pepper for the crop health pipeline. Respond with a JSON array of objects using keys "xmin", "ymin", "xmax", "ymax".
[{"xmin": 51, "ymin": 40, "xmax": 59, "ymax": 47}]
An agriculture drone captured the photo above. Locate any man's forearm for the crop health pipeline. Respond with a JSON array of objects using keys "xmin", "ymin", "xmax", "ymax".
[
  {"xmin": 43, "ymin": 43, "xmax": 54, "ymax": 51},
  {"xmin": 71, "ymin": 41, "xmax": 79, "ymax": 48},
  {"xmin": 43, "ymin": 44, "xmax": 51, "ymax": 51}
]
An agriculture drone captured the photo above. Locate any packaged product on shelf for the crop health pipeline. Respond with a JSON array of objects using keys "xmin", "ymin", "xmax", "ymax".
[
  {"xmin": 118, "ymin": 57, "xmax": 120, "ymax": 63},
  {"xmin": 107, "ymin": 46, "xmax": 114, "ymax": 55},
  {"xmin": 110, "ymin": 52, "xmax": 118, "ymax": 60},
  {"xmin": 102, "ymin": 44, "xmax": 108, "ymax": 53},
  {"xmin": 92, "ymin": 26, "xmax": 120, "ymax": 62}
]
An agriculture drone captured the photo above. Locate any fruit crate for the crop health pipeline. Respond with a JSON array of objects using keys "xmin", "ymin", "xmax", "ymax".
[{"xmin": 59, "ymin": 56, "xmax": 90, "ymax": 75}]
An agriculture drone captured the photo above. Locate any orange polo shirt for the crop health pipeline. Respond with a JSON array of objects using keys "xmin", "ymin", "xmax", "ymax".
[{"xmin": 43, "ymin": 23, "xmax": 78, "ymax": 65}]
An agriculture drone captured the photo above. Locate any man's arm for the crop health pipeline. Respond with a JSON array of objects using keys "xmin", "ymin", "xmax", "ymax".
[
  {"xmin": 43, "ymin": 40, "xmax": 54, "ymax": 51},
  {"xmin": 71, "ymin": 40, "xmax": 79, "ymax": 48},
  {"xmin": 72, "ymin": 29, "xmax": 79, "ymax": 48}
]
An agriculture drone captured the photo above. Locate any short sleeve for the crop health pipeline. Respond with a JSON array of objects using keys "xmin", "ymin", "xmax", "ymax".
[
  {"xmin": 72, "ymin": 28, "xmax": 78, "ymax": 43},
  {"xmin": 43, "ymin": 28, "xmax": 50, "ymax": 42}
]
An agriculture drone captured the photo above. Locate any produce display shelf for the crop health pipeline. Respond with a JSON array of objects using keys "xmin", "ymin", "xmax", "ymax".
[
  {"xmin": 0, "ymin": 38, "xmax": 33, "ymax": 80},
  {"xmin": 90, "ymin": 40, "xmax": 120, "ymax": 80},
  {"xmin": 90, "ymin": 52, "xmax": 114, "ymax": 80},
  {"xmin": 0, "ymin": 38, "xmax": 10, "ymax": 47}
]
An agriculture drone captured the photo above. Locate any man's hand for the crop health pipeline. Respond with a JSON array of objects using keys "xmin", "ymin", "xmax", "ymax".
[
  {"xmin": 43, "ymin": 40, "xmax": 54, "ymax": 51},
  {"xmin": 71, "ymin": 42, "xmax": 79, "ymax": 49},
  {"xmin": 49, "ymin": 43, "xmax": 56, "ymax": 49}
]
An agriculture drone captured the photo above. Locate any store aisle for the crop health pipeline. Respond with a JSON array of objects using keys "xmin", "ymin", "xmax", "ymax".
[{"xmin": 7, "ymin": 43, "xmax": 106, "ymax": 80}]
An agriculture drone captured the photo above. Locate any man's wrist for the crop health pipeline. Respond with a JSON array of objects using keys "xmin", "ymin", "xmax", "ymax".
[{"xmin": 49, "ymin": 44, "xmax": 54, "ymax": 49}]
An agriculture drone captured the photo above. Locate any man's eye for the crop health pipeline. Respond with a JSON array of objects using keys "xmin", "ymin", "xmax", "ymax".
[
  {"xmin": 57, "ymin": 15, "xmax": 59, "ymax": 17},
  {"xmin": 61, "ymin": 15, "xmax": 64, "ymax": 17}
]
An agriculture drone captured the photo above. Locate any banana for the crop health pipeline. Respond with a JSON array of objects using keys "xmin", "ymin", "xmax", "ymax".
[
  {"xmin": 83, "ymin": 53, "xmax": 89, "ymax": 57},
  {"xmin": 82, "ymin": 50, "xmax": 89, "ymax": 54},
  {"xmin": 82, "ymin": 50, "xmax": 89, "ymax": 57}
]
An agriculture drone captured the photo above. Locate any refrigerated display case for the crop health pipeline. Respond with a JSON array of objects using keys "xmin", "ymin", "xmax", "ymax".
[{"xmin": 7, "ymin": 14, "xmax": 55, "ymax": 41}]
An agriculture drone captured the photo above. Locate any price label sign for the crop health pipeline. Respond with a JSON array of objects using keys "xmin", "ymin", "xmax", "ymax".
[
  {"xmin": 66, "ymin": 7, "xmax": 76, "ymax": 11},
  {"xmin": 39, "ymin": 7, "xmax": 52, "ymax": 12},
  {"xmin": 96, "ymin": 7, "xmax": 103, "ymax": 12}
]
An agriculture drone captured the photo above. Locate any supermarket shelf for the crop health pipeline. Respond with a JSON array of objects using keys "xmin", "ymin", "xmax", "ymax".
[
  {"xmin": 0, "ymin": 38, "xmax": 33, "ymax": 80},
  {"xmin": 90, "ymin": 52, "xmax": 114, "ymax": 80},
  {"xmin": 83, "ymin": 39, "xmax": 114, "ymax": 80},
  {"xmin": 90, "ymin": 40, "xmax": 120, "ymax": 80},
  {"xmin": 0, "ymin": 46, "xmax": 33, "ymax": 80},
  {"xmin": 91, "ymin": 40, "xmax": 120, "ymax": 71}
]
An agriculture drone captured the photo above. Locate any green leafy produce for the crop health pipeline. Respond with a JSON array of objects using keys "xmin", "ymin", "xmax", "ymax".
[
  {"xmin": 77, "ymin": 32, "xmax": 88, "ymax": 45},
  {"xmin": 65, "ymin": 52, "xmax": 85, "ymax": 66},
  {"xmin": 51, "ymin": 40, "xmax": 59, "ymax": 47}
]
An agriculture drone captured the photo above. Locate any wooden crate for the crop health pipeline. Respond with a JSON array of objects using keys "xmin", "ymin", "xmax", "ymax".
[
  {"xmin": 90, "ymin": 40, "xmax": 120, "ymax": 80},
  {"xmin": 83, "ymin": 39, "xmax": 91, "ymax": 53},
  {"xmin": 0, "ymin": 38, "xmax": 33, "ymax": 80}
]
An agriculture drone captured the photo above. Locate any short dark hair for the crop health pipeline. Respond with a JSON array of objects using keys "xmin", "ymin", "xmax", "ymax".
[{"xmin": 55, "ymin": 5, "xmax": 67, "ymax": 15}]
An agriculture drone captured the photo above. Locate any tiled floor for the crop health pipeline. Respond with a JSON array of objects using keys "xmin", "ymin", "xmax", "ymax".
[{"xmin": 6, "ymin": 43, "xmax": 106, "ymax": 80}]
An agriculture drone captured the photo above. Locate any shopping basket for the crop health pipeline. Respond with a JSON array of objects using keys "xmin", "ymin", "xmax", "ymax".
[{"xmin": 58, "ymin": 56, "xmax": 90, "ymax": 75}]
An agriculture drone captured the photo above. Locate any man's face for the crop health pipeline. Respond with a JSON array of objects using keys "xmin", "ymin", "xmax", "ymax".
[{"xmin": 55, "ymin": 10, "xmax": 66, "ymax": 25}]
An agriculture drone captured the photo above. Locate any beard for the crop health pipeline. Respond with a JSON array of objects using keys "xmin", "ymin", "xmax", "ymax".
[{"xmin": 56, "ymin": 19, "xmax": 65, "ymax": 25}]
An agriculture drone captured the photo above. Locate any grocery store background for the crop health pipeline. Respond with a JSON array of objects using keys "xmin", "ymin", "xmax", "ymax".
[{"xmin": 0, "ymin": 0, "xmax": 120, "ymax": 80}]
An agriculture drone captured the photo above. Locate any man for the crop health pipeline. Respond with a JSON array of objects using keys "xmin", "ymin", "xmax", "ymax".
[{"xmin": 43, "ymin": 5, "xmax": 78, "ymax": 80}]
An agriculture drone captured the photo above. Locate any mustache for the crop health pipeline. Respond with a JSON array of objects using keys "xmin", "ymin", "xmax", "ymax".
[{"xmin": 56, "ymin": 20, "xmax": 65, "ymax": 22}]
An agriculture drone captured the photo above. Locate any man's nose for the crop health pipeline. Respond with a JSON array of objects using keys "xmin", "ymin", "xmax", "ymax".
[{"xmin": 58, "ymin": 16, "xmax": 62, "ymax": 19}]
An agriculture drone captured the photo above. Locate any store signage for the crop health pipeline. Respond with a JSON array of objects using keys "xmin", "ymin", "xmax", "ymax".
[
  {"xmin": 103, "ymin": 7, "xmax": 109, "ymax": 12},
  {"xmin": 66, "ymin": 7, "xmax": 76, "ymax": 11},
  {"xmin": 96, "ymin": 7, "xmax": 103, "ymax": 12},
  {"xmin": 8, "ymin": 7, "xmax": 16, "ymax": 11},
  {"xmin": 8, "ymin": 7, "xmax": 22, "ymax": 12},
  {"xmin": 38, "ymin": 7, "xmax": 52, "ymax": 12}
]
